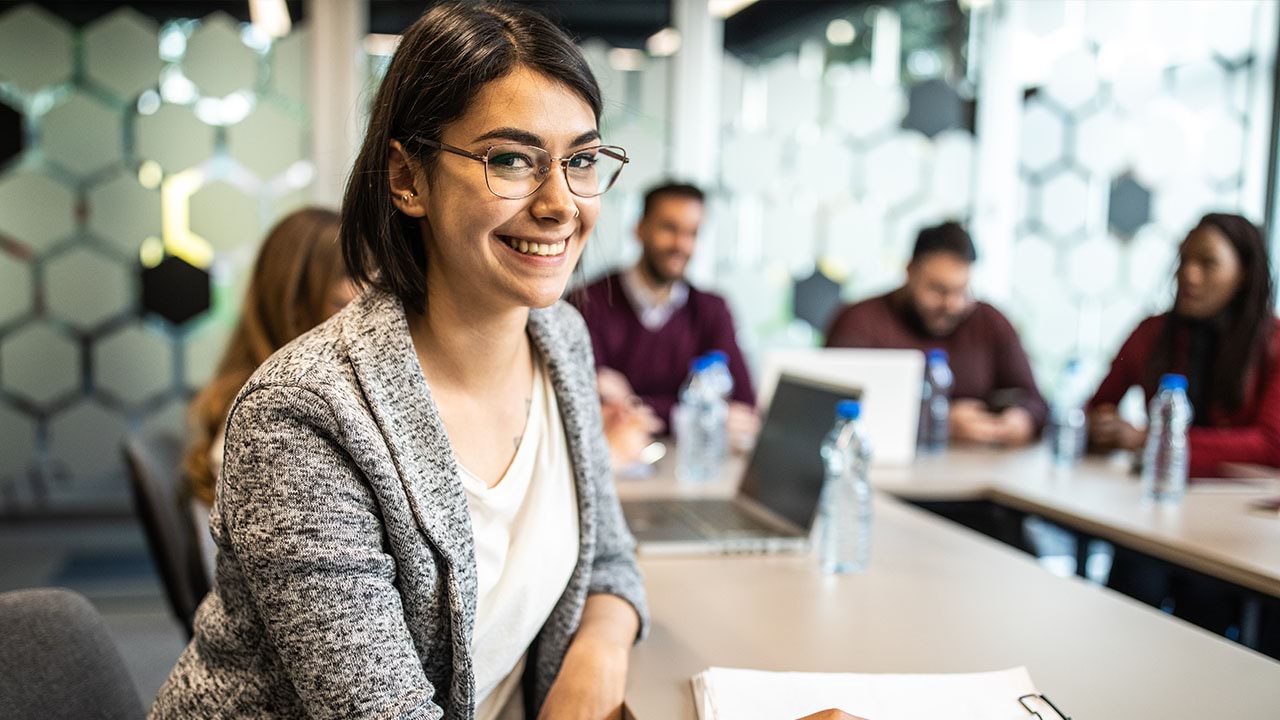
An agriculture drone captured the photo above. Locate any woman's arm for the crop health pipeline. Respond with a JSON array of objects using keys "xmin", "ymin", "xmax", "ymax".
[
  {"xmin": 537, "ymin": 594, "xmax": 639, "ymax": 720},
  {"xmin": 1188, "ymin": 355, "xmax": 1280, "ymax": 476},
  {"xmin": 219, "ymin": 385, "xmax": 443, "ymax": 720}
]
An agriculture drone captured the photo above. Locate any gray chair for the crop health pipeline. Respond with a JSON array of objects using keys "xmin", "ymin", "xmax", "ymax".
[
  {"xmin": 122, "ymin": 430, "xmax": 210, "ymax": 638},
  {"xmin": 0, "ymin": 588, "xmax": 146, "ymax": 720}
]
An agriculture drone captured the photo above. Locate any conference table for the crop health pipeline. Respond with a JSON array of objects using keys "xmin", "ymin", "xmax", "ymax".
[{"xmin": 618, "ymin": 446, "xmax": 1280, "ymax": 719}]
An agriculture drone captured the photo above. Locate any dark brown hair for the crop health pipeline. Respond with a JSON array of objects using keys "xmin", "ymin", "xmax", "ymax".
[
  {"xmin": 642, "ymin": 182, "xmax": 705, "ymax": 218},
  {"xmin": 184, "ymin": 207, "xmax": 345, "ymax": 505},
  {"xmin": 1152, "ymin": 212, "xmax": 1275, "ymax": 414},
  {"xmin": 340, "ymin": 1, "xmax": 602, "ymax": 312},
  {"xmin": 911, "ymin": 221, "xmax": 977, "ymax": 264}
]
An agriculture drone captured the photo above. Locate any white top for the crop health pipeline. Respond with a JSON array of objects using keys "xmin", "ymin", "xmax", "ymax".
[{"xmin": 459, "ymin": 354, "xmax": 580, "ymax": 720}]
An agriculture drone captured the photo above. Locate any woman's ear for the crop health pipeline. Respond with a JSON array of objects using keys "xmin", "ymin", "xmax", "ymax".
[{"xmin": 388, "ymin": 140, "xmax": 426, "ymax": 218}]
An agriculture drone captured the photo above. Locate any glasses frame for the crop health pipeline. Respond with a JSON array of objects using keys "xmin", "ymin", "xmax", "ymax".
[{"xmin": 410, "ymin": 137, "xmax": 629, "ymax": 200}]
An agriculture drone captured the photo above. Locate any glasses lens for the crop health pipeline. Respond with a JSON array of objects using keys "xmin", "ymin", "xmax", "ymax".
[
  {"xmin": 565, "ymin": 146, "xmax": 626, "ymax": 197},
  {"xmin": 485, "ymin": 144, "xmax": 550, "ymax": 199}
]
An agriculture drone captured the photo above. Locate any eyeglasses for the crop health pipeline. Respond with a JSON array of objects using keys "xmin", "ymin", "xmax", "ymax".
[{"xmin": 409, "ymin": 137, "xmax": 629, "ymax": 200}]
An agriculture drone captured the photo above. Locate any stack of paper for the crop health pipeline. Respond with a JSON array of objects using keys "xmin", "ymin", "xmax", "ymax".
[{"xmin": 692, "ymin": 666, "xmax": 1044, "ymax": 720}]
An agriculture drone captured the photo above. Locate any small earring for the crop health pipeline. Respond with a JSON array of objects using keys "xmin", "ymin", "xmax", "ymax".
[{"xmin": 573, "ymin": 208, "xmax": 581, "ymax": 219}]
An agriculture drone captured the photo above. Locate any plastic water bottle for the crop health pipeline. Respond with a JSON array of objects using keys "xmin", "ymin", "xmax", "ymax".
[
  {"xmin": 918, "ymin": 349, "xmax": 953, "ymax": 453},
  {"xmin": 703, "ymin": 350, "xmax": 734, "ymax": 458},
  {"xmin": 816, "ymin": 400, "xmax": 873, "ymax": 575},
  {"xmin": 1141, "ymin": 374, "xmax": 1193, "ymax": 502},
  {"xmin": 1049, "ymin": 359, "xmax": 1087, "ymax": 467},
  {"xmin": 703, "ymin": 350, "xmax": 734, "ymax": 399},
  {"xmin": 673, "ymin": 356, "xmax": 728, "ymax": 483}
]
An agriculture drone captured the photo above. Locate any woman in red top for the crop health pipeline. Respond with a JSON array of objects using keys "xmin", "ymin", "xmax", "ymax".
[{"xmin": 1088, "ymin": 213, "xmax": 1280, "ymax": 477}]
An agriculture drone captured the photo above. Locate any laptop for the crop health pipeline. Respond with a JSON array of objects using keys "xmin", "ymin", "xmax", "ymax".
[
  {"xmin": 757, "ymin": 348, "xmax": 925, "ymax": 466},
  {"xmin": 622, "ymin": 374, "xmax": 856, "ymax": 555}
]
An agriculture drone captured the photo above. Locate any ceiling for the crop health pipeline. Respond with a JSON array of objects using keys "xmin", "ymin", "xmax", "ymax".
[{"xmin": 32, "ymin": 0, "xmax": 903, "ymax": 60}]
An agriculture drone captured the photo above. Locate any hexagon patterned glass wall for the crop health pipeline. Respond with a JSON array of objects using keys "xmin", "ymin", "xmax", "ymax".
[
  {"xmin": 0, "ymin": 4, "xmax": 314, "ymax": 513},
  {"xmin": 1012, "ymin": 0, "xmax": 1269, "ymax": 393}
]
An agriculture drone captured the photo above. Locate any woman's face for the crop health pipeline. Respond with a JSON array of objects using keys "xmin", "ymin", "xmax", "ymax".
[
  {"xmin": 1175, "ymin": 224, "xmax": 1244, "ymax": 319},
  {"xmin": 410, "ymin": 67, "xmax": 601, "ymax": 312}
]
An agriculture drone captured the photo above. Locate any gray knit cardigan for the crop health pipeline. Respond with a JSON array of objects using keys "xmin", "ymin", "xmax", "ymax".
[{"xmin": 150, "ymin": 289, "xmax": 649, "ymax": 720}]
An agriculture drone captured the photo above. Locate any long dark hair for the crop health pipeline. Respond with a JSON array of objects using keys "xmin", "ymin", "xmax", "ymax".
[
  {"xmin": 340, "ymin": 1, "xmax": 602, "ymax": 312},
  {"xmin": 1153, "ymin": 212, "xmax": 1275, "ymax": 414}
]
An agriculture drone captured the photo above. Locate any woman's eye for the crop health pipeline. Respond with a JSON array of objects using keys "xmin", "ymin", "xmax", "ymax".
[
  {"xmin": 568, "ymin": 153, "xmax": 598, "ymax": 170},
  {"xmin": 490, "ymin": 152, "xmax": 535, "ymax": 169}
]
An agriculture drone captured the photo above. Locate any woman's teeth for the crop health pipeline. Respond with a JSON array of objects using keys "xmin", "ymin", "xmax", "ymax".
[{"xmin": 504, "ymin": 237, "xmax": 566, "ymax": 256}]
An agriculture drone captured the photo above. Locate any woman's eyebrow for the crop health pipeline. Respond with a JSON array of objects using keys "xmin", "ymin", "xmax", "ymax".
[
  {"xmin": 471, "ymin": 127, "xmax": 544, "ymax": 146},
  {"xmin": 469, "ymin": 127, "xmax": 602, "ymax": 148}
]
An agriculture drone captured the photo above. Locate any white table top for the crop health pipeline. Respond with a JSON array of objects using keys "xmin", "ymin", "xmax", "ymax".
[
  {"xmin": 618, "ymin": 447, "xmax": 1280, "ymax": 719},
  {"xmin": 876, "ymin": 447, "xmax": 1280, "ymax": 597}
]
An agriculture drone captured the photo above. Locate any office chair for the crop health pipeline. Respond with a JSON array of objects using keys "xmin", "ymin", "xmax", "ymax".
[
  {"xmin": 0, "ymin": 588, "xmax": 146, "ymax": 720},
  {"xmin": 122, "ymin": 430, "xmax": 210, "ymax": 638}
]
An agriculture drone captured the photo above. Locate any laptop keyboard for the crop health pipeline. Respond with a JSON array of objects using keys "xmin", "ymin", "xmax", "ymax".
[{"xmin": 624, "ymin": 499, "xmax": 776, "ymax": 540}]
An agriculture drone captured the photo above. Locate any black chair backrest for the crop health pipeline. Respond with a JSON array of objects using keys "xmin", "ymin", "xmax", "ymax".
[
  {"xmin": 0, "ymin": 588, "xmax": 146, "ymax": 720},
  {"xmin": 122, "ymin": 430, "xmax": 210, "ymax": 637}
]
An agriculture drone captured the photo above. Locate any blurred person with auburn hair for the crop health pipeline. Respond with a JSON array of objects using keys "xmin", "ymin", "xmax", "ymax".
[{"xmin": 183, "ymin": 207, "xmax": 355, "ymax": 571}]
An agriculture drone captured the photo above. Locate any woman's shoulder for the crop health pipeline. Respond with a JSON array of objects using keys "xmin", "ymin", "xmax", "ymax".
[
  {"xmin": 234, "ymin": 291, "xmax": 395, "ymax": 416},
  {"xmin": 1124, "ymin": 313, "xmax": 1170, "ymax": 345}
]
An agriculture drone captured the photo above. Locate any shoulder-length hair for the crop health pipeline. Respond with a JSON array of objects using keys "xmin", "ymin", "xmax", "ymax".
[
  {"xmin": 340, "ymin": 1, "xmax": 602, "ymax": 312},
  {"xmin": 1152, "ymin": 212, "xmax": 1275, "ymax": 415},
  {"xmin": 184, "ymin": 207, "xmax": 344, "ymax": 505}
]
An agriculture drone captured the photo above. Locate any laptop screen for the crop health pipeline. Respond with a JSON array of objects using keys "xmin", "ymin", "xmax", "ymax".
[{"xmin": 738, "ymin": 374, "xmax": 859, "ymax": 531}]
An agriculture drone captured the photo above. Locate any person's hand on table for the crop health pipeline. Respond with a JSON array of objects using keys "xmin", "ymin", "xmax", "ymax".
[
  {"xmin": 603, "ymin": 400, "xmax": 663, "ymax": 468},
  {"xmin": 596, "ymin": 367, "xmax": 636, "ymax": 406},
  {"xmin": 1088, "ymin": 404, "xmax": 1145, "ymax": 452},
  {"xmin": 795, "ymin": 710, "xmax": 868, "ymax": 720},
  {"xmin": 727, "ymin": 401, "xmax": 760, "ymax": 453},
  {"xmin": 949, "ymin": 398, "xmax": 1003, "ymax": 445},
  {"xmin": 993, "ymin": 406, "xmax": 1036, "ymax": 446}
]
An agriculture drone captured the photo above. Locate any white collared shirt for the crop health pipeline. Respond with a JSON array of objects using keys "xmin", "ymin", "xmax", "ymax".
[{"xmin": 620, "ymin": 264, "xmax": 690, "ymax": 331}]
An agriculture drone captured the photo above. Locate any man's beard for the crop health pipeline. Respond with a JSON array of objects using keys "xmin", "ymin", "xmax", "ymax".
[
  {"xmin": 905, "ymin": 301, "xmax": 961, "ymax": 338},
  {"xmin": 641, "ymin": 251, "xmax": 684, "ymax": 286}
]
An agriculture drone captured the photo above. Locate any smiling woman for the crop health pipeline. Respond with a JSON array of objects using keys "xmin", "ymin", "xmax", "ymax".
[{"xmin": 148, "ymin": 3, "xmax": 647, "ymax": 720}]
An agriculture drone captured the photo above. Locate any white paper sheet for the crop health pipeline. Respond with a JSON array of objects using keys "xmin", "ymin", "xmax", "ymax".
[{"xmin": 692, "ymin": 666, "xmax": 1043, "ymax": 720}]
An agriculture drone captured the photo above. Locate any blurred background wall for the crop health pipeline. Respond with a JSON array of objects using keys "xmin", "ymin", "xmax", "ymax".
[{"xmin": 1, "ymin": 0, "xmax": 1277, "ymax": 516}]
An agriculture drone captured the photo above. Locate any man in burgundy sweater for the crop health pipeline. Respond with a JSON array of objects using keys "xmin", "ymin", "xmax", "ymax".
[
  {"xmin": 825, "ymin": 222, "xmax": 1047, "ymax": 445},
  {"xmin": 570, "ymin": 183, "xmax": 758, "ymax": 442}
]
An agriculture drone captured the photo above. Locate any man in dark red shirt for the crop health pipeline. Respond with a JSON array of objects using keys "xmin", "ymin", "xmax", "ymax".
[
  {"xmin": 570, "ymin": 183, "xmax": 758, "ymax": 442},
  {"xmin": 825, "ymin": 222, "xmax": 1047, "ymax": 445}
]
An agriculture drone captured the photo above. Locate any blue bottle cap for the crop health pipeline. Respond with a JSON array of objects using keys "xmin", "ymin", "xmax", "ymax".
[
  {"xmin": 706, "ymin": 349, "xmax": 728, "ymax": 366},
  {"xmin": 1159, "ymin": 373, "xmax": 1188, "ymax": 391},
  {"xmin": 836, "ymin": 399, "xmax": 861, "ymax": 420},
  {"xmin": 927, "ymin": 349, "xmax": 949, "ymax": 363},
  {"xmin": 691, "ymin": 355, "xmax": 717, "ymax": 373}
]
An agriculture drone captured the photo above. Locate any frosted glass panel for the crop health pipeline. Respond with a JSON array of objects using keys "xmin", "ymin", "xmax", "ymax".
[
  {"xmin": 84, "ymin": 8, "xmax": 162, "ymax": 100},
  {"xmin": 94, "ymin": 323, "xmax": 172, "ymax": 405},
  {"xmin": 0, "ymin": 324, "xmax": 80, "ymax": 406},
  {"xmin": 45, "ymin": 248, "xmax": 133, "ymax": 328}
]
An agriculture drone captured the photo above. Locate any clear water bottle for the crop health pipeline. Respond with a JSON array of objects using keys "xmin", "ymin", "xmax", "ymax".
[
  {"xmin": 816, "ymin": 400, "xmax": 873, "ymax": 575},
  {"xmin": 673, "ymin": 355, "xmax": 728, "ymax": 484},
  {"xmin": 1049, "ymin": 359, "xmax": 1087, "ymax": 467},
  {"xmin": 1141, "ymin": 374, "xmax": 1193, "ymax": 502},
  {"xmin": 703, "ymin": 350, "xmax": 734, "ymax": 458},
  {"xmin": 703, "ymin": 350, "xmax": 734, "ymax": 399},
  {"xmin": 918, "ymin": 349, "xmax": 953, "ymax": 453}
]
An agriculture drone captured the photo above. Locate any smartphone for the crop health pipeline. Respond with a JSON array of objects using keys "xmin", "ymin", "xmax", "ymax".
[{"xmin": 1248, "ymin": 497, "xmax": 1280, "ymax": 515}]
